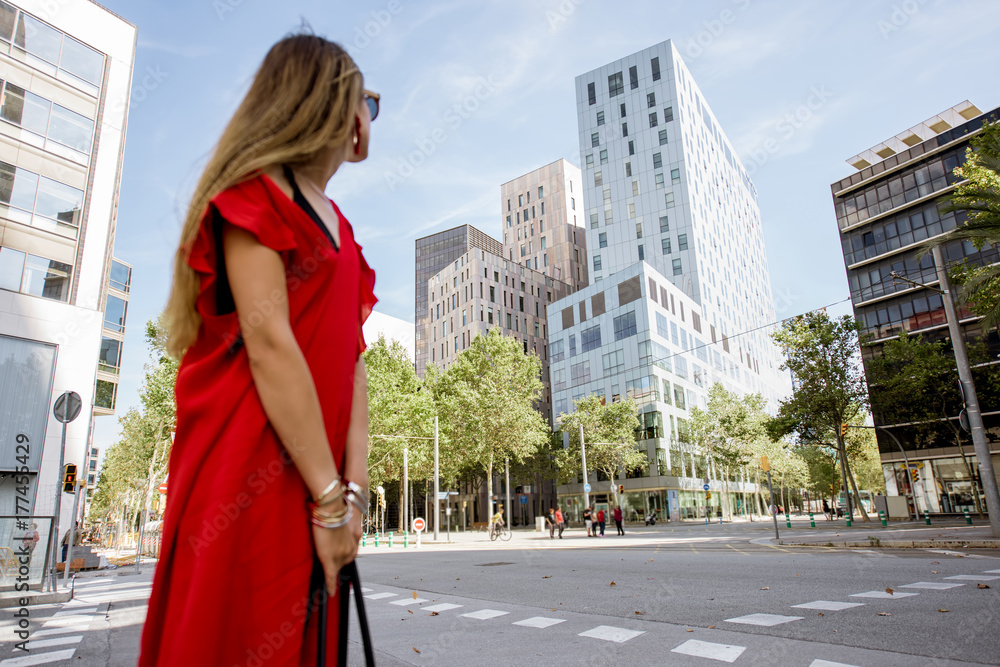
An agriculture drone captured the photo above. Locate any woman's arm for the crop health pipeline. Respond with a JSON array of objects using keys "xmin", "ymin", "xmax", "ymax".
[{"xmin": 343, "ymin": 356, "xmax": 370, "ymax": 492}]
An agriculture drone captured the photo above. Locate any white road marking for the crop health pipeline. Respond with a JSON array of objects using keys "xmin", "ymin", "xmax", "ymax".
[
  {"xmin": 810, "ymin": 660, "xmax": 862, "ymax": 667},
  {"xmin": 389, "ymin": 598, "xmax": 427, "ymax": 606},
  {"xmin": 40, "ymin": 616, "xmax": 96, "ymax": 628},
  {"xmin": 53, "ymin": 607, "xmax": 97, "ymax": 617},
  {"xmin": 671, "ymin": 639, "xmax": 746, "ymax": 663},
  {"xmin": 33, "ymin": 626, "xmax": 93, "ymax": 638},
  {"xmin": 925, "ymin": 549, "xmax": 997, "ymax": 560},
  {"xmin": 512, "ymin": 616, "xmax": 565, "ymax": 629},
  {"xmin": 944, "ymin": 574, "xmax": 1000, "ymax": 581},
  {"xmin": 850, "ymin": 591, "xmax": 918, "ymax": 599},
  {"xmin": 0, "ymin": 649, "xmax": 77, "ymax": 666},
  {"xmin": 792, "ymin": 600, "xmax": 865, "ymax": 611},
  {"xmin": 578, "ymin": 625, "xmax": 645, "ymax": 643},
  {"xmin": 899, "ymin": 582, "xmax": 964, "ymax": 590},
  {"xmin": 724, "ymin": 613, "xmax": 803, "ymax": 626},
  {"xmin": 423, "ymin": 603, "xmax": 462, "ymax": 612},
  {"xmin": 363, "ymin": 592, "xmax": 397, "ymax": 600},
  {"xmin": 985, "ymin": 569, "xmax": 1000, "ymax": 574},
  {"xmin": 852, "ymin": 549, "xmax": 897, "ymax": 558},
  {"xmin": 24, "ymin": 635, "xmax": 83, "ymax": 649},
  {"xmin": 461, "ymin": 609, "xmax": 509, "ymax": 620}
]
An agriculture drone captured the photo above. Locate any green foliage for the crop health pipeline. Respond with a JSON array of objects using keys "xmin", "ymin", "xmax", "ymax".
[
  {"xmin": 689, "ymin": 384, "xmax": 770, "ymax": 472},
  {"xmin": 556, "ymin": 394, "xmax": 644, "ymax": 486}
]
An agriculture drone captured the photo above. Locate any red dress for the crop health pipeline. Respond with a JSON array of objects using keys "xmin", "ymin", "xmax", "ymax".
[{"xmin": 139, "ymin": 173, "xmax": 376, "ymax": 666}]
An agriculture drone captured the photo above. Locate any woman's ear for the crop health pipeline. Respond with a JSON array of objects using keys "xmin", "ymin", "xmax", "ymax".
[{"xmin": 354, "ymin": 117, "xmax": 362, "ymax": 155}]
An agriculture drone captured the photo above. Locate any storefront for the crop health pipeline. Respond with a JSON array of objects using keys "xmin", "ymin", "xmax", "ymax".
[{"xmin": 883, "ymin": 454, "xmax": 1000, "ymax": 515}]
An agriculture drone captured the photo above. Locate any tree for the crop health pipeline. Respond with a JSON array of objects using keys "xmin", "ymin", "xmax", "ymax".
[
  {"xmin": 923, "ymin": 119, "xmax": 1000, "ymax": 325},
  {"xmin": 770, "ymin": 311, "xmax": 871, "ymax": 521},
  {"xmin": 865, "ymin": 332, "xmax": 986, "ymax": 515},
  {"xmin": 556, "ymin": 395, "xmax": 643, "ymax": 504},
  {"xmin": 433, "ymin": 328, "xmax": 550, "ymax": 519}
]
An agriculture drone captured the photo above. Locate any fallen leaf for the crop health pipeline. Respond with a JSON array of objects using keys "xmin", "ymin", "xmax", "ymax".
[
  {"xmin": 551, "ymin": 609, "xmax": 557, "ymax": 611},
  {"xmin": 686, "ymin": 629, "xmax": 693, "ymax": 632},
  {"xmin": 394, "ymin": 576, "xmax": 398, "ymax": 580},
  {"xmin": 931, "ymin": 571, "xmax": 938, "ymax": 574},
  {"xmin": 978, "ymin": 583, "xmax": 991, "ymax": 589},
  {"xmin": 956, "ymin": 555, "xmax": 964, "ymax": 558},
  {"xmin": 413, "ymin": 648, "xmax": 420, "ymax": 654},
  {"xmin": 456, "ymin": 578, "xmax": 460, "ymax": 580},
  {"xmin": 878, "ymin": 612, "xmax": 891, "ymax": 616},
  {"xmin": 430, "ymin": 612, "xmax": 439, "ymax": 616},
  {"xmin": 649, "ymin": 559, "xmax": 654, "ymax": 561},
  {"xmin": 760, "ymin": 587, "xmax": 770, "ymax": 590},
  {"xmin": 817, "ymin": 613, "xmax": 824, "ymax": 617},
  {"xmin": 931, "ymin": 561, "xmax": 940, "ymax": 564},
  {"xmin": 542, "ymin": 575, "xmax": 551, "ymax": 579},
  {"xmin": 634, "ymin": 611, "xmax": 645, "ymax": 615},
  {"xmin": 407, "ymin": 610, "xmax": 413, "ymax": 614},
  {"xmin": 708, "ymin": 625, "xmax": 716, "ymax": 629},
  {"xmin": 610, "ymin": 581, "xmax": 616, "ymax": 586},
  {"xmin": 938, "ymin": 609, "xmax": 950, "ymax": 613},
  {"xmin": 885, "ymin": 587, "xmax": 894, "ymax": 596},
  {"xmin": 796, "ymin": 573, "xmax": 802, "ymax": 576}
]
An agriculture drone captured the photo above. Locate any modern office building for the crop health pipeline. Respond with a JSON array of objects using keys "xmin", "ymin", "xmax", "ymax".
[
  {"xmin": 415, "ymin": 225, "xmax": 502, "ymax": 377},
  {"xmin": 0, "ymin": 0, "xmax": 136, "ymax": 573},
  {"xmin": 833, "ymin": 100, "xmax": 1000, "ymax": 516},
  {"xmin": 427, "ymin": 242, "xmax": 572, "ymax": 422},
  {"xmin": 501, "ymin": 159, "xmax": 589, "ymax": 291},
  {"xmin": 574, "ymin": 40, "xmax": 787, "ymax": 408},
  {"xmin": 548, "ymin": 261, "xmax": 764, "ymax": 522}
]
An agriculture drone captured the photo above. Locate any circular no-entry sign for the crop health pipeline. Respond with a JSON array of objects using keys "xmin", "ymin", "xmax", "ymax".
[
  {"xmin": 53, "ymin": 391, "xmax": 82, "ymax": 424},
  {"xmin": 412, "ymin": 517, "xmax": 425, "ymax": 532},
  {"xmin": 158, "ymin": 483, "xmax": 168, "ymax": 495}
]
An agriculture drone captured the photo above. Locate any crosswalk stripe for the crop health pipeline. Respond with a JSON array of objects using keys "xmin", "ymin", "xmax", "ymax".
[
  {"xmin": 512, "ymin": 617, "xmax": 564, "ymax": 629},
  {"xmin": 578, "ymin": 625, "xmax": 645, "ymax": 643},
  {"xmin": 33, "ymin": 626, "xmax": 92, "ymax": 638},
  {"xmin": 899, "ymin": 582, "xmax": 964, "ymax": 590},
  {"xmin": 389, "ymin": 598, "xmax": 427, "ymax": 606},
  {"xmin": 54, "ymin": 607, "xmax": 97, "ymax": 617},
  {"xmin": 672, "ymin": 639, "xmax": 746, "ymax": 663},
  {"xmin": 41, "ymin": 616, "xmax": 95, "ymax": 627},
  {"xmin": 944, "ymin": 574, "xmax": 1000, "ymax": 581},
  {"xmin": 363, "ymin": 592, "xmax": 396, "ymax": 600},
  {"xmin": 985, "ymin": 569, "xmax": 1000, "ymax": 574},
  {"xmin": 25, "ymin": 635, "xmax": 83, "ymax": 649},
  {"xmin": 461, "ymin": 609, "xmax": 508, "ymax": 620},
  {"xmin": 810, "ymin": 660, "xmax": 861, "ymax": 667},
  {"xmin": 0, "ymin": 649, "xmax": 77, "ymax": 666},
  {"xmin": 724, "ymin": 613, "xmax": 802, "ymax": 626},
  {"xmin": 423, "ymin": 603, "xmax": 462, "ymax": 612},
  {"xmin": 791, "ymin": 601, "xmax": 865, "ymax": 611},
  {"xmin": 850, "ymin": 591, "xmax": 918, "ymax": 599}
]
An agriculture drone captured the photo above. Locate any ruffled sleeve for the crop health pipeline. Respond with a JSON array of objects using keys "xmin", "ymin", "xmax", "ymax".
[
  {"xmin": 187, "ymin": 176, "xmax": 298, "ymax": 276},
  {"xmin": 355, "ymin": 237, "xmax": 378, "ymax": 356}
]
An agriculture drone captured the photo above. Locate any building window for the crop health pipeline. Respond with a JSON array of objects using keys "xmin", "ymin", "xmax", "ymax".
[
  {"xmin": 659, "ymin": 215, "xmax": 669, "ymax": 233},
  {"xmin": 94, "ymin": 379, "xmax": 117, "ymax": 410},
  {"xmin": 672, "ymin": 258, "xmax": 682, "ymax": 275},
  {"xmin": 586, "ymin": 153, "xmax": 594, "ymax": 168},
  {"xmin": 621, "ymin": 121, "xmax": 628, "ymax": 137},
  {"xmin": 638, "ymin": 244, "xmax": 644, "ymax": 261},
  {"xmin": 647, "ymin": 92, "xmax": 656, "ymax": 108},
  {"xmin": 552, "ymin": 367, "xmax": 566, "ymax": 391},
  {"xmin": 658, "ymin": 129, "xmax": 668, "ymax": 145},
  {"xmin": 543, "ymin": 253, "xmax": 548, "ymax": 266},
  {"xmin": 655, "ymin": 173, "xmax": 664, "ymax": 189},
  {"xmin": 665, "ymin": 192, "xmax": 675, "ymax": 207},
  {"xmin": 628, "ymin": 65, "xmax": 638, "ymax": 90},
  {"xmin": 593, "ymin": 254, "xmax": 602, "ymax": 271},
  {"xmin": 671, "ymin": 168, "xmax": 681, "ymax": 184},
  {"xmin": 629, "ymin": 203, "xmax": 636, "ymax": 218},
  {"xmin": 653, "ymin": 152, "xmax": 662, "ymax": 169},
  {"xmin": 550, "ymin": 338, "xmax": 564, "ymax": 362},
  {"xmin": 661, "ymin": 238, "xmax": 671, "ymax": 255},
  {"xmin": 0, "ymin": 247, "xmax": 71, "ymax": 302},
  {"xmin": 571, "ymin": 197, "xmax": 576, "ymax": 210},
  {"xmin": 599, "ymin": 232, "xmax": 607, "ymax": 248},
  {"xmin": 635, "ymin": 222, "xmax": 642, "ymax": 238},
  {"xmin": 109, "ymin": 261, "xmax": 131, "ymax": 293},
  {"xmin": 569, "ymin": 334, "xmax": 577, "ymax": 357},
  {"xmin": 540, "ymin": 237, "xmax": 547, "ymax": 250},
  {"xmin": 618, "ymin": 276, "xmax": 641, "ymax": 304},
  {"xmin": 625, "ymin": 161, "xmax": 632, "ymax": 177},
  {"xmin": 620, "ymin": 102, "xmax": 626, "ymax": 117},
  {"xmin": 613, "ymin": 311, "xmax": 637, "ymax": 340},
  {"xmin": 678, "ymin": 233, "xmax": 688, "ymax": 251},
  {"xmin": 590, "ymin": 212, "xmax": 599, "ymax": 229},
  {"xmin": 663, "ymin": 106, "xmax": 673, "ymax": 122},
  {"xmin": 520, "ymin": 244, "xmax": 525, "ymax": 257},
  {"xmin": 0, "ymin": 161, "xmax": 85, "ymax": 239},
  {"xmin": 600, "ymin": 149, "xmax": 608, "ymax": 164},
  {"xmin": 632, "ymin": 180, "xmax": 639, "ymax": 196},
  {"xmin": 587, "ymin": 82, "xmax": 596, "ymax": 105},
  {"xmin": 603, "ymin": 348, "xmax": 624, "ymax": 375},
  {"xmin": 648, "ymin": 112, "xmax": 658, "ymax": 128},
  {"xmin": 98, "ymin": 336, "xmax": 121, "ymax": 372},
  {"xmin": 608, "ymin": 71, "xmax": 624, "ymax": 97},
  {"xmin": 628, "ymin": 140, "xmax": 634, "ymax": 155},
  {"xmin": 651, "ymin": 56, "xmax": 660, "ymax": 81},
  {"xmin": 604, "ymin": 208, "xmax": 613, "ymax": 224},
  {"xmin": 596, "ymin": 110, "xmax": 605, "ymax": 126},
  {"xmin": 591, "ymin": 132, "xmax": 599, "ymax": 148},
  {"xmin": 594, "ymin": 171, "xmax": 602, "ymax": 186},
  {"xmin": 581, "ymin": 324, "xmax": 601, "ymax": 351},
  {"xmin": 570, "ymin": 359, "xmax": 590, "ymax": 382},
  {"xmin": 490, "ymin": 285, "xmax": 495, "ymax": 302},
  {"xmin": 506, "ymin": 215, "xmax": 511, "ymax": 227}
]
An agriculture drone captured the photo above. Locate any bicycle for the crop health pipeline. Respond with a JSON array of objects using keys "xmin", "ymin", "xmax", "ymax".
[{"xmin": 489, "ymin": 522, "xmax": 512, "ymax": 541}]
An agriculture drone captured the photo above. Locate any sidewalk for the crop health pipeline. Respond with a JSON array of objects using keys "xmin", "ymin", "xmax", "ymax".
[{"xmin": 768, "ymin": 521, "xmax": 1000, "ymax": 549}]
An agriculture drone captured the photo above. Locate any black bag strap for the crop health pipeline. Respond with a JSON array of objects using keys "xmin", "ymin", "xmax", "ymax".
[{"xmin": 334, "ymin": 561, "xmax": 375, "ymax": 667}]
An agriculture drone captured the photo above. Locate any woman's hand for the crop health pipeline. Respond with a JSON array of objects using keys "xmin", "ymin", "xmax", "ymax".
[{"xmin": 311, "ymin": 500, "xmax": 364, "ymax": 594}]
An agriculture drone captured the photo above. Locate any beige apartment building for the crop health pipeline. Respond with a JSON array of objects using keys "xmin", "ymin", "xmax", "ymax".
[{"xmin": 501, "ymin": 158, "xmax": 589, "ymax": 292}]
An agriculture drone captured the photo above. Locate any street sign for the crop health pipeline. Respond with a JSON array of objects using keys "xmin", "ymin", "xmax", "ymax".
[
  {"xmin": 760, "ymin": 456, "xmax": 770, "ymax": 471},
  {"xmin": 703, "ymin": 484, "xmax": 710, "ymax": 491},
  {"xmin": 959, "ymin": 409, "xmax": 970, "ymax": 433},
  {"xmin": 158, "ymin": 483, "xmax": 168, "ymax": 494},
  {"xmin": 584, "ymin": 483, "xmax": 591, "ymax": 493},
  {"xmin": 412, "ymin": 517, "xmax": 425, "ymax": 532},
  {"xmin": 519, "ymin": 495, "xmax": 528, "ymax": 505},
  {"xmin": 53, "ymin": 391, "xmax": 82, "ymax": 424},
  {"xmin": 437, "ymin": 492, "xmax": 449, "ymax": 500}
]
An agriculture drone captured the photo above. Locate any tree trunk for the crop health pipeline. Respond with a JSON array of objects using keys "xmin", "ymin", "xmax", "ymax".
[
  {"xmin": 843, "ymin": 452, "xmax": 870, "ymax": 522},
  {"xmin": 754, "ymin": 469, "xmax": 766, "ymax": 517},
  {"xmin": 486, "ymin": 452, "xmax": 494, "ymax": 521},
  {"xmin": 950, "ymin": 428, "xmax": 986, "ymax": 518}
]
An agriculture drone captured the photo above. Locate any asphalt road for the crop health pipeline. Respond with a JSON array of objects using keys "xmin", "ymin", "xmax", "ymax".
[{"xmin": 1, "ymin": 522, "xmax": 996, "ymax": 666}]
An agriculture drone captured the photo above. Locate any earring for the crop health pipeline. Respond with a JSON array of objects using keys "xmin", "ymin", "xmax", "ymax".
[{"xmin": 354, "ymin": 117, "xmax": 362, "ymax": 155}]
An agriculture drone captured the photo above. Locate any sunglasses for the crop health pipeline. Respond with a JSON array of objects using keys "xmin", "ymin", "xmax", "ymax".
[{"xmin": 363, "ymin": 90, "xmax": 380, "ymax": 121}]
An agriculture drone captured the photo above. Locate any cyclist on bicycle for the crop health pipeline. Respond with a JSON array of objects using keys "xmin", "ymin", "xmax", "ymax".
[{"xmin": 490, "ymin": 505, "xmax": 505, "ymax": 538}]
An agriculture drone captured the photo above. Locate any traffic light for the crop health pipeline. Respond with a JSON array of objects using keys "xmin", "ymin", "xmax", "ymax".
[
  {"xmin": 706, "ymin": 491, "xmax": 712, "ymax": 500},
  {"xmin": 829, "ymin": 483, "xmax": 834, "ymax": 493},
  {"xmin": 63, "ymin": 463, "xmax": 77, "ymax": 493},
  {"xmin": 910, "ymin": 468, "xmax": 919, "ymax": 483},
  {"xmin": 618, "ymin": 485, "xmax": 624, "ymax": 495},
  {"xmin": 840, "ymin": 423, "xmax": 848, "ymax": 437}
]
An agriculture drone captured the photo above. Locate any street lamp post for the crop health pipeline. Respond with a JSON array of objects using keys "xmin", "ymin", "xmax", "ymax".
[{"xmin": 579, "ymin": 424, "xmax": 590, "ymax": 511}]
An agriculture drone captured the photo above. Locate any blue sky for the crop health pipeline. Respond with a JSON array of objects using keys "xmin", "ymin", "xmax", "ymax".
[{"xmin": 92, "ymin": 0, "xmax": 1000, "ymax": 451}]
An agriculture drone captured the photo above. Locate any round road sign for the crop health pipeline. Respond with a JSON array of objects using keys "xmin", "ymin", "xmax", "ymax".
[
  {"xmin": 158, "ymin": 483, "xmax": 168, "ymax": 494},
  {"xmin": 703, "ymin": 484, "xmax": 710, "ymax": 491},
  {"xmin": 412, "ymin": 517, "xmax": 425, "ymax": 532},
  {"xmin": 53, "ymin": 391, "xmax": 82, "ymax": 424},
  {"xmin": 583, "ymin": 483, "xmax": 592, "ymax": 493}
]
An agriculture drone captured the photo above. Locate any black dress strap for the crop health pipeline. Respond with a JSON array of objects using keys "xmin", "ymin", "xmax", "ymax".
[{"xmin": 282, "ymin": 165, "xmax": 339, "ymax": 251}]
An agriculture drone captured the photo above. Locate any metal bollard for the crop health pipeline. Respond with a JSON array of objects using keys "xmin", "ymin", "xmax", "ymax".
[
  {"xmin": 785, "ymin": 513, "xmax": 791, "ymax": 529},
  {"xmin": 404, "ymin": 533, "xmax": 408, "ymax": 548},
  {"xmin": 362, "ymin": 533, "xmax": 366, "ymax": 548},
  {"xmin": 389, "ymin": 532, "xmax": 394, "ymax": 548},
  {"xmin": 964, "ymin": 510, "xmax": 972, "ymax": 525},
  {"xmin": 809, "ymin": 512, "xmax": 815, "ymax": 528},
  {"xmin": 845, "ymin": 513, "xmax": 852, "ymax": 528},
  {"xmin": 924, "ymin": 510, "xmax": 931, "ymax": 526},
  {"xmin": 374, "ymin": 534, "xmax": 379, "ymax": 548},
  {"xmin": 879, "ymin": 511, "xmax": 887, "ymax": 527}
]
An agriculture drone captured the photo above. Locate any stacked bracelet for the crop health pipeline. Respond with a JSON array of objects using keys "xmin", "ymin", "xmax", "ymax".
[
  {"xmin": 310, "ymin": 498, "xmax": 353, "ymax": 529},
  {"xmin": 343, "ymin": 480, "xmax": 370, "ymax": 515},
  {"xmin": 313, "ymin": 478, "xmax": 342, "ymax": 505}
]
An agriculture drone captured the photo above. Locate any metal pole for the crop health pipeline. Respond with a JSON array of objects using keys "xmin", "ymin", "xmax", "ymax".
[
  {"xmin": 505, "ymin": 458, "xmax": 511, "ymax": 531},
  {"xmin": 580, "ymin": 424, "xmax": 590, "ymax": 510},
  {"xmin": 433, "ymin": 417, "xmax": 439, "ymax": 541},
  {"xmin": 875, "ymin": 426, "xmax": 915, "ymax": 520},
  {"xmin": 63, "ymin": 485, "xmax": 81, "ymax": 585},
  {"xmin": 766, "ymin": 469, "xmax": 779, "ymax": 541},
  {"xmin": 836, "ymin": 437, "xmax": 853, "ymax": 520},
  {"xmin": 403, "ymin": 447, "xmax": 409, "ymax": 535},
  {"xmin": 932, "ymin": 245, "xmax": 1000, "ymax": 537},
  {"xmin": 47, "ymin": 422, "xmax": 67, "ymax": 592}
]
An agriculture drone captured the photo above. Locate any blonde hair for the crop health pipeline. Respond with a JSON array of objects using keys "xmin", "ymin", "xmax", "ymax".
[{"xmin": 164, "ymin": 34, "xmax": 363, "ymax": 358}]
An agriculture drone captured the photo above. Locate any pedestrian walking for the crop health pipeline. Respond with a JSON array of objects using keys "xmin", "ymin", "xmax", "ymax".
[
  {"xmin": 545, "ymin": 508, "xmax": 556, "ymax": 539},
  {"xmin": 597, "ymin": 509, "xmax": 606, "ymax": 536},
  {"xmin": 22, "ymin": 523, "xmax": 39, "ymax": 564},
  {"xmin": 822, "ymin": 499, "xmax": 831, "ymax": 519},
  {"xmin": 583, "ymin": 506, "xmax": 593, "ymax": 537},
  {"xmin": 555, "ymin": 506, "xmax": 565, "ymax": 539},
  {"xmin": 140, "ymin": 33, "xmax": 378, "ymax": 666},
  {"xmin": 613, "ymin": 506, "xmax": 624, "ymax": 535}
]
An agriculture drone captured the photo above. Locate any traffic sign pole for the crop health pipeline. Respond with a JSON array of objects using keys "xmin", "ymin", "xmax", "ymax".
[
  {"xmin": 580, "ymin": 425, "xmax": 590, "ymax": 511},
  {"xmin": 48, "ymin": 391, "xmax": 82, "ymax": 592},
  {"xmin": 433, "ymin": 417, "xmax": 439, "ymax": 542}
]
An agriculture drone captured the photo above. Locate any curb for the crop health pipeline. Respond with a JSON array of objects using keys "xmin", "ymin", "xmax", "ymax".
[
  {"xmin": 0, "ymin": 589, "xmax": 73, "ymax": 609},
  {"xmin": 779, "ymin": 540, "xmax": 1000, "ymax": 549}
]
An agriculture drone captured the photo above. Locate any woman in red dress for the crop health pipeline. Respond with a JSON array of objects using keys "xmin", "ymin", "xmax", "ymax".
[{"xmin": 140, "ymin": 34, "xmax": 378, "ymax": 665}]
